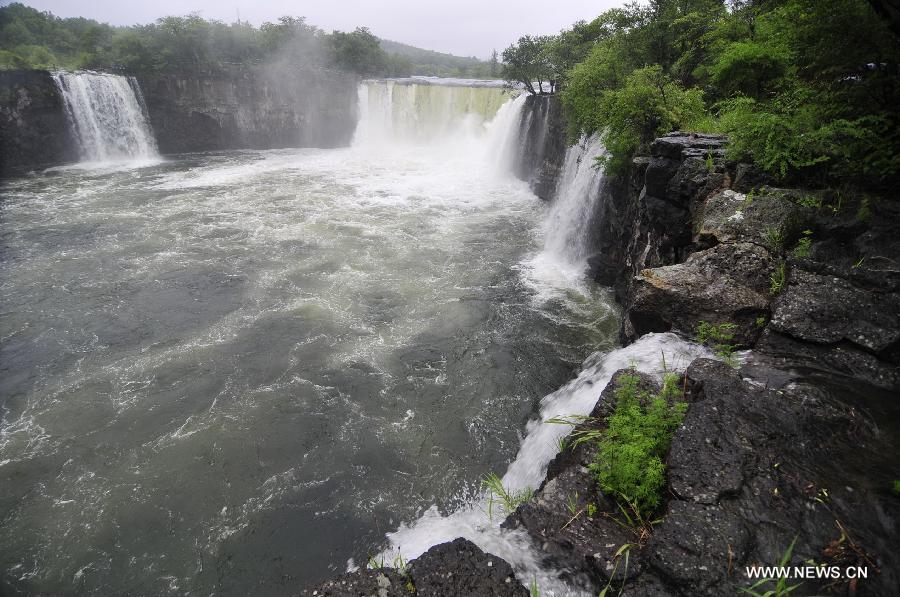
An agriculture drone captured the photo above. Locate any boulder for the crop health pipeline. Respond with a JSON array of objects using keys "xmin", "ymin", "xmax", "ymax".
[
  {"xmin": 298, "ymin": 570, "xmax": 411, "ymax": 597},
  {"xmin": 770, "ymin": 267, "xmax": 900, "ymax": 358},
  {"xmin": 406, "ymin": 538, "xmax": 527, "ymax": 597},
  {"xmin": 697, "ymin": 189, "xmax": 810, "ymax": 247},
  {"xmin": 624, "ymin": 243, "xmax": 773, "ymax": 345}
]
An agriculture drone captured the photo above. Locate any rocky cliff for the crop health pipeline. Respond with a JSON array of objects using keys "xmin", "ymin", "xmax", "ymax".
[
  {"xmin": 0, "ymin": 67, "xmax": 359, "ymax": 176},
  {"xmin": 299, "ymin": 130, "xmax": 899, "ymax": 596},
  {"xmin": 136, "ymin": 68, "xmax": 358, "ymax": 153},
  {"xmin": 0, "ymin": 70, "xmax": 76, "ymax": 176},
  {"xmin": 513, "ymin": 95, "xmax": 567, "ymax": 201},
  {"xmin": 506, "ymin": 133, "xmax": 900, "ymax": 595},
  {"xmin": 591, "ymin": 132, "xmax": 900, "ymax": 390}
]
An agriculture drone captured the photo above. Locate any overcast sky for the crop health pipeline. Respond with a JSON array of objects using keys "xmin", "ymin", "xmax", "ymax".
[{"xmin": 13, "ymin": 0, "xmax": 623, "ymax": 58}]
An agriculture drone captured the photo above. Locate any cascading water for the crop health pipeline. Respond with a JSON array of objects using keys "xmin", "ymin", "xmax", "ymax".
[
  {"xmin": 519, "ymin": 133, "xmax": 609, "ymax": 298},
  {"xmin": 51, "ymin": 71, "xmax": 158, "ymax": 162},
  {"xmin": 2, "ymin": 79, "xmax": 620, "ymax": 596},
  {"xmin": 375, "ymin": 334, "xmax": 712, "ymax": 596},
  {"xmin": 543, "ymin": 134, "xmax": 608, "ymax": 268},
  {"xmin": 353, "ymin": 79, "xmax": 514, "ymax": 146}
]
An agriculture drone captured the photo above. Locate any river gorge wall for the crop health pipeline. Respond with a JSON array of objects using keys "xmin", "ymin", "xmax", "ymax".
[
  {"xmin": 0, "ymin": 68, "xmax": 358, "ymax": 175},
  {"xmin": 136, "ymin": 69, "xmax": 357, "ymax": 153},
  {"xmin": 0, "ymin": 70, "xmax": 77, "ymax": 175}
]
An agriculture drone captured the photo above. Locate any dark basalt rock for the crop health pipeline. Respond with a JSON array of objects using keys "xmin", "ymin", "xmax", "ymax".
[
  {"xmin": 0, "ymin": 69, "xmax": 77, "ymax": 176},
  {"xmin": 649, "ymin": 133, "xmax": 727, "ymax": 161},
  {"xmin": 647, "ymin": 359, "xmax": 897, "ymax": 596},
  {"xmin": 298, "ymin": 539, "xmax": 525, "ymax": 597},
  {"xmin": 406, "ymin": 538, "xmax": 527, "ymax": 597},
  {"xmin": 770, "ymin": 266, "xmax": 900, "ymax": 357},
  {"xmin": 588, "ymin": 131, "xmax": 730, "ymax": 304},
  {"xmin": 298, "ymin": 569, "xmax": 411, "ymax": 596},
  {"xmin": 513, "ymin": 94, "xmax": 567, "ymax": 201},
  {"xmin": 697, "ymin": 188, "xmax": 811, "ymax": 247},
  {"xmin": 624, "ymin": 242, "xmax": 773, "ymax": 345},
  {"xmin": 505, "ymin": 358, "xmax": 898, "ymax": 596}
]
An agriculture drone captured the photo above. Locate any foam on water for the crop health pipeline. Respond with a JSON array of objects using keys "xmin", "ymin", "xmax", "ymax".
[
  {"xmin": 376, "ymin": 334, "xmax": 713, "ymax": 595},
  {"xmin": 0, "ymin": 82, "xmax": 619, "ymax": 595}
]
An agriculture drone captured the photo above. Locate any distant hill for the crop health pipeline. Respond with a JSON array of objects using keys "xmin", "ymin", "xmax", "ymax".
[{"xmin": 378, "ymin": 39, "xmax": 497, "ymax": 78}]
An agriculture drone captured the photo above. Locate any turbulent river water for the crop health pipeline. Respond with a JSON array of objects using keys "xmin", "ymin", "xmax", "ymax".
[{"xmin": 0, "ymin": 78, "xmax": 630, "ymax": 595}]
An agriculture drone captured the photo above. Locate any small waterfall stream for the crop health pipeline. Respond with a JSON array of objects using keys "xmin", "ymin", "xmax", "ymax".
[
  {"xmin": 543, "ymin": 135, "xmax": 608, "ymax": 267},
  {"xmin": 377, "ymin": 334, "xmax": 711, "ymax": 596},
  {"xmin": 51, "ymin": 71, "xmax": 158, "ymax": 162}
]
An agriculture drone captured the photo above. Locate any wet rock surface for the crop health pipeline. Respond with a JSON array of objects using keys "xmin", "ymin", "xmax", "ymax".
[
  {"xmin": 505, "ymin": 362, "xmax": 899, "ymax": 596},
  {"xmin": 407, "ymin": 538, "xmax": 527, "ymax": 597},
  {"xmin": 625, "ymin": 242, "xmax": 772, "ymax": 345},
  {"xmin": 513, "ymin": 94, "xmax": 567, "ymax": 201},
  {"xmin": 298, "ymin": 569, "xmax": 411, "ymax": 597},
  {"xmin": 298, "ymin": 539, "xmax": 526, "ymax": 597},
  {"xmin": 0, "ymin": 69, "xmax": 77, "ymax": 176}
]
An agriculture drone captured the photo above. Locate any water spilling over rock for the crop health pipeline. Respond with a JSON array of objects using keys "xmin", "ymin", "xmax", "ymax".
[{"xmin": 51, "ymin": 71, "xmax": 158, "ymax": 162}]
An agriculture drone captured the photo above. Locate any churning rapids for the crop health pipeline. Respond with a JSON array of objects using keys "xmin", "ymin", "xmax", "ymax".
[{"xmin": 0, "ymin": 77, "xmax": 706, "ymax": 596}]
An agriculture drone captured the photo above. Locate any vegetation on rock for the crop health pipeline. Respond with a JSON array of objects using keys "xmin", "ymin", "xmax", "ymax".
[
  {"xmin": 589, "ymin": 372, "xmax": 687, "ymax": 517},
  {"xmin": 501, "ymin": 0, "xmax": 900, "ymax": 188}
]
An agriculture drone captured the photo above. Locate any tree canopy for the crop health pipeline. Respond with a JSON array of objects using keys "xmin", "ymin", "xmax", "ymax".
[
  {"xmin": 0, "ymin": 3, "xmax": 487, "ymax": 78},
  {"xmin": 505, "ymin": 0, "xmax": 900, "ymax": 186}
]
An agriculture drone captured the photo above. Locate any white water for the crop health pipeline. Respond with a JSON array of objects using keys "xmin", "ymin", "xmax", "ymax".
[
  {"xmin": 353, "ymin": 79, "xmax": 515, "ymax": 146},
  {"xmin": 51, "ymin": 71, "xmax": 158, "ymax": 162},
  {"xmin": 377, "ymin": 333, "xmax": 712, "ymax": 595},
  {"xmin": 519, "ymin": 134, "xmax": 609, "ymax": 303},
  {"xmin": 487, "ymin": 93, "xmax": 530, "ymax": 177}
]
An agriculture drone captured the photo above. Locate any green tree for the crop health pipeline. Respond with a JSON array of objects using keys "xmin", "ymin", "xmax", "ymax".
[{"xmin": 501, "ymin": 35, "xmax": 553, "ymax": 94}]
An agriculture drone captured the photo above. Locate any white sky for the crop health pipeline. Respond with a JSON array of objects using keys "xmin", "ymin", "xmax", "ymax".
[{"xmin": 12, "ymin": 0, "xmax": 623, "ymax": 59}]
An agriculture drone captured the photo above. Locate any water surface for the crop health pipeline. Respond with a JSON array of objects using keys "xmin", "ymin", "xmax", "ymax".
[{"xmin": 0, "ymin": 131, "xmax": 618, "ymax": 594}]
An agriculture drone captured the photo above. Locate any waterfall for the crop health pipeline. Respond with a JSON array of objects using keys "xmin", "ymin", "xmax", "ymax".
[
  {"xmin": 374, "ymin": 334, "xmax": 712, "ymax": 596},
  {"xmin": 485, "ymin": 93, "xmax": 529, "ymax": 176},
  {"xmin": 353, "ymin": 79, "xmax": 514, "ymax": 146},
  {"xmin": 51, "ymin": 71, "xmax": 158, "ymax": 162},
  {"xmin": 542, "ymin": 134, "xmax": 608, "ymax": 268}
]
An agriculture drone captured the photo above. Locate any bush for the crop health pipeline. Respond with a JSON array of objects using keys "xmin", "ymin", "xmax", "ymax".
[
  {"xmin": 710, "ymin": 40, "xmax": 789, "ymax": 99},
  {"xmin": 589, "ymin": 373, "xmax": 687, "ymax": 517},
  {"xmin": 564, "ymin": 64, "xmax": 705, "ymax": 174}
]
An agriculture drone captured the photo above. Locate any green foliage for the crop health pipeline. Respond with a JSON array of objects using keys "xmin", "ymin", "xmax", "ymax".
[
  {"xmin": 0, "ymin": 2, "xmax": 487, "ymax": 77},
  {"xmin": 763, "ymin": 226, "xmax": 785, "ymax": 254},
  {"xmin": 892, "ymin": 480, "xmax": 900, "ymax": 497},
  {"xmin": 770, "ymin": 260, "xmax": 787, "ymax": 295},
  {"xmin": 551, "ymin": 0, "xmax": 900, "ymax": 188},
  {"xmin": 741, "ymin": 537, "xmax": 803, "ymax": 597},
  {"xmin": 565, "ymin": 64, "xmax": 705, "ymax": 173},
  {"xmin": 696, "ymin": 320, "xmax": 739, "ymax": 365},
  {"xmin": 791, "ymin": 229, "xmax": 813, "ymax": 258},
  {"xmin": 710, "ymin": 40, "xmax": 788, "ymax": 99},
  {"xmin": 589, "ymin": 373, "xmax": 687, "ymax": 517},
  {"xmin": 501, "ymin": 35, "xmax": 554, "ymax": 95},
  {"xmin": 482, "ymin": 473, "xmax": 533, "ymax": 521}
]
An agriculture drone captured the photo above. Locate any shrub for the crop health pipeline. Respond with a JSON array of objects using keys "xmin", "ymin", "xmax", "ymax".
[
  {"xmin": 696, "ymin": 321, "xmax": 739, "ymax": 365},
  {"xmin": 589, "ymin": 373, "xmax": 687, "ymax": 517},
  {"xmin": 792, "ymin": 229, "xmax": 813, "ymax": 258}
]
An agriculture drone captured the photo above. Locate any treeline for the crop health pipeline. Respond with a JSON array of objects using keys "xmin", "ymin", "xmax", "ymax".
[
  {"xmin": 502, "ymin": 0, "xmax": 900, "ymax": 187},
  {"xmin": 0, "ymin": 3, "xmax": 485, "ymax": 78},
  {"xmin": 378, "ymin": 39, "xmax": 497, "ymax": 78}
]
